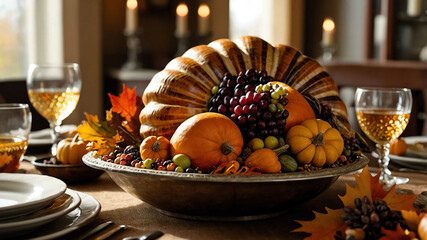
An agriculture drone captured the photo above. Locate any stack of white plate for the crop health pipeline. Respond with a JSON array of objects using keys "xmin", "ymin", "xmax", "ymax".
[{"xmin": 0, "ymin": 173, "xmax": 100, "ymax": 240}]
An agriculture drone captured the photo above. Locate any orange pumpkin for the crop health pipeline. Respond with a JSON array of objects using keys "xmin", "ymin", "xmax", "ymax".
[
  {"xmin": 170, "ymin": 112, "xmax": 244, "ymax": 172},
  {"xmin": 270, "ymin": 81, "xmax": 315, "ymax": 131},
  {"xmin": 286, "ymin": 118, "xmax": 344, "ymax": 167},
  {"xmin": 140, "ymin": 136, "xmax": 170, "ymax": 161},
  {"xmin": 389, "ymin": 138, "xmax": 407, "ymax": 156},
  {"xmin": 244, "ymin": 148, "xmax": 281, "ymax": 173}
]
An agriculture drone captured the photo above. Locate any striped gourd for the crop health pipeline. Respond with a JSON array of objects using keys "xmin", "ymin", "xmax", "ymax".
[{"xmin": 140, "ymin": 36, "xmax": 351, "ymax": 139}]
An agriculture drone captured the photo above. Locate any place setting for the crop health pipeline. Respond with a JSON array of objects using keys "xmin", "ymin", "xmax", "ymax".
[
  {"xmin": 0, "ymin": 173, "xmax": 101, "ymax": 239},
  {"xmin": 0, "ymin": 68, "xmax": 102, "ymax": 239}
]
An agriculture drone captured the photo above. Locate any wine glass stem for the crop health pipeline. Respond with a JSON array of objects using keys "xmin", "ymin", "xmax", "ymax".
[
  {"xmin": 49, "ymin": 120, "xmax": 62, "ymax": 156},
  {"xmin": 376, "ymin": 143, "xmax": 392, "ymax": 181}
]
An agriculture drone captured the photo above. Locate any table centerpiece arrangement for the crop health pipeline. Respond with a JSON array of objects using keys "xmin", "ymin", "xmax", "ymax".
[{"xmin": 80, "ymin": 36, "xmax": 371, "ymax": 220}]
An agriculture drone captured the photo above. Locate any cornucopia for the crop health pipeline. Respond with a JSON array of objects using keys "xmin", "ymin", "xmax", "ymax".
[{"xmin": 78, "ymin": 36, "xmax": 367, "ymax": 175}]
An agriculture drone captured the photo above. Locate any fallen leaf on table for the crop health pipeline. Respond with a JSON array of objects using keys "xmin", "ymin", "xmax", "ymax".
[
  {"xmin": 293, "ymin": 165, "xmax": 423, "ymax": 239},
  {"xmin": 339, "ymin": 166, "xmax": 418, "ymax": 212},
  {"xmin": 293, "ymin": 207, "xmax": 346, "ymax": 240},
  {"xmin": 379, "ymin": 224, "xmax": 417, "ymax": 240}
]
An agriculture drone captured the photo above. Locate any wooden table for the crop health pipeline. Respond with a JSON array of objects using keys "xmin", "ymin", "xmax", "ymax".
[{"xmin": 18, "ymin": 158, "xmax": 426, "ymax": 240}]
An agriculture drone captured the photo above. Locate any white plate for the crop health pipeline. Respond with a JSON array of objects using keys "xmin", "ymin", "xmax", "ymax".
[
  {"xmin": 403, "ymin": 136, "xmax": 427, "ymax": 159},
  {"xmin": 0, "ymin": 189, "xmax": 80, "ymax": 238},
  {"xmin": 0, "ymin": 174, "xmax": 67, "ymax": 220},
  {"xmin": 25, "ymin": 191, "xmax": 101, "ymax": 240}
]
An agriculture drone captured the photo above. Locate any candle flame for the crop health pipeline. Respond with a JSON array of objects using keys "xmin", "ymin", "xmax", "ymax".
[
  {"xmin": 176, "ymin": 3, "xmax": 188, "ymax": 17},
  {"xmin": 127, "ymin": 0, "xmax": 138, "ymax": 10},
  {"xmin": 323, "ymin": 18, "xmax": 335, "ymax": 32},
  {"xmin": 198, "ymin": 4, "xmax": 210, "ymax": 17}
]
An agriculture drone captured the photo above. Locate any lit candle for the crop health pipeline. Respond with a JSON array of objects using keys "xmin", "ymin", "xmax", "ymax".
[
  {"xmin": 322, "ymin": 18, "xmax": 335, "ymax": 47},
  {"xmin": 176, "ymin": 3, "xmax": 189, "ymax": 37},
  {"xmin": 407, "ymin": 0, "xmax": 422, "ymax": 17},
  {"xmin": 126, "ymin": 0, "xmax": 138, "ymax": 34},
  {"xmin": 198, "ymin": 4, "xmax": 210, "ymax": 36}
]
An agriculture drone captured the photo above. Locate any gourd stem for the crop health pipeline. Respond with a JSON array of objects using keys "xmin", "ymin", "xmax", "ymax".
[
  {"xmin": 312, "ymin": 132, "xmax": 324, "ymax": 146},
  {"xmin": 273, "ymin": 144, "xmax": 289, "ymax": 156},
  {"xmin": 221, "ymin": 142, "xmax": 235, "ymax": 155},
  {"xmin": 152, "ymin": 140, "xmax": 160, "ymax": 152}
]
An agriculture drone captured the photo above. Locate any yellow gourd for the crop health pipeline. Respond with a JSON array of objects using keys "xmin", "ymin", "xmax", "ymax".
[
  {"xmin": 56, "ymin": 134, "xmax": 89, "ymax": 165},
  {"xmin": 286, "ymin": 118, "xmax": 344, "ymax": 167}
]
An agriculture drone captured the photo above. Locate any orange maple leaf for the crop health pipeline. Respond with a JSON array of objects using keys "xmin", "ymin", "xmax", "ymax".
[
  {"xmin": 379, "ymin": 224, "xmax": 417, "ymax": 240},
  {"xmin": 401, "ymin": 210, "xmax": 426, "ymax": 232},
  {"xmin": 293, "ymin": 207, "xmax": 346, "ymax": 240},
  {"xmin": 108, "ymin": 85, "xmax": 137, "ymax": 122},
  {"xmin": 293, "ymin": 166, "xmax": 422, "ymax": 239},
  {"xmin": 339, "ymin": 166, "xmax": 418, "ymax": 211}
]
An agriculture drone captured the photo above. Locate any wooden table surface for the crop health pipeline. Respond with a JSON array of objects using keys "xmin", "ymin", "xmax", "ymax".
[{"xmin": 16, "ymin": 157, "xmax": 427, "ymax": 240}]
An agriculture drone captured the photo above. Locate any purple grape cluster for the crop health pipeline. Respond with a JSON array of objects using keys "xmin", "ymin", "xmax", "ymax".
[{"xmin": 208, "ymin": 69, "xmax": 289, "ymax": 140}]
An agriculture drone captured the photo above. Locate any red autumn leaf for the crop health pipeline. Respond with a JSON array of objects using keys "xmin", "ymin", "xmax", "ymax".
[
  {"xmin": 108, "ymin": 84, "xmax": 137, "ymax": 122},
  {"xmin": 339, "ymin": 166, "xmax": 418, "ymax": 212},
  {"xmin": 293, "ymin": 207, "xmax": 346, "ymax": 240},
  {"xmin": 379, "ymin": 224, "xmax": 417, "ymax": 240}
]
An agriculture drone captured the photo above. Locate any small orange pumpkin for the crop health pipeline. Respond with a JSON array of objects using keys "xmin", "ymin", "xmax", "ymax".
[
  {"xmin": 270, "ymin": 81, "xmax": 315, "ymax": 131},
  {"xmin": 286, "ymin": 118, "xmax": 344, "ymax": 167},
  {"xmin": 389, "ymin": 138, "xmax": 407, "ymax": 156},
  {"xmin": 170, "ymin": 112, "xmax": 244, "ymax": 172},
  {"xmin": 140, "ymin": 136, "xmax": 170, "ymax": 161},
  {"xmin": 244, "ymin": 148, "xmax": 281, "ymax": 173},
  {"xmin": 56, "ymin": 134, "xmax": 89, "ymax": 165}
]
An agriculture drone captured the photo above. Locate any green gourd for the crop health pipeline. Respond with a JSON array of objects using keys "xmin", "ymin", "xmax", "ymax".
[{"xmin": 279, "ymin": 154, "xmax": 298, "ymax": 172}]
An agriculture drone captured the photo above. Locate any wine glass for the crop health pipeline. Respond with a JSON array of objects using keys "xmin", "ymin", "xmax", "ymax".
[
  {"xmin": 355, "ymin": 87, "xmax": 412, "ymax": 186},
  {"xmin": 27, "ymin": 63, "xmax": 81, "ymax": 156},
  {"xmin": 0, "ymin": 104, "xmax": 32, "ymax": 172}
]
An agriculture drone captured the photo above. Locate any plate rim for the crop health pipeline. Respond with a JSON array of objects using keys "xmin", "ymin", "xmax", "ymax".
[
  {"xmin": 25, "ymin": 191, "xmax": 101, "ymax": 240},
  {"xmin": 0, "ymin": 174, "xmax": 67, "ymax": 216},
  {"xmin": 0, "ymin": 188, "xmax": 80, "ymax": 230},
  {"xmin": 402, "ymin": 136, "xmax": 427, "ymax": 159},
  {"xmin": 83, "ymin": 152, "xmax": 369, "ymax": 183}
]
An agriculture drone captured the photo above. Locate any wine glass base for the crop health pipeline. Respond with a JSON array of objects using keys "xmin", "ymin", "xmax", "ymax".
[{"xmin": 380, "ymin": 175, "xmax": 409, "ymax": 186}]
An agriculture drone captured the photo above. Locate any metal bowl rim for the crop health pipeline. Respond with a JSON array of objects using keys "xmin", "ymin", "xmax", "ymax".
[{"xmin": 83, "ymin": 152, "xmax": 368, "ymax": 183}]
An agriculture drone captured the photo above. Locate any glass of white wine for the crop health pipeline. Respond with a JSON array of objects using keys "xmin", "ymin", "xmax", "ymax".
[
  {"xmin": 0, "ymin": 104, "xmax": 32, "ymax": 172},
  {"xmin": 355, "ymin": 87, "xmax": 412, "ymax": 186},
  {"xmin": 27, "ymin": 63, "xmax": 81, "ymax": 156}
]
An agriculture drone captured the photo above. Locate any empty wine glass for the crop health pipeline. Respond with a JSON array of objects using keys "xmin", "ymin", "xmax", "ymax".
[
  {"xmin": 355, "ymin": 87, "xmax": 412, "ymax": 186},
  {"xmin": 0, "ymin": 104, "xmax": 32, "ymax": 172},
  {"xmin": 27, "ymin": 63, "xmax": 81, "ymax": 156}
]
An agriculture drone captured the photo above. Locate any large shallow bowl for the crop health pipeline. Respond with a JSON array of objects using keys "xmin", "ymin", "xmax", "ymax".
[{"xmin": 83, "ymin": 152, "xmax": 368, "ymax": 221}]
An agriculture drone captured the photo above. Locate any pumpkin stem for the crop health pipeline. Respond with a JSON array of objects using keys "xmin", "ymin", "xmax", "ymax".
[
  {"xmin": 273, "ymin": 144, "xmax": 289, "ymax": 156},
  {"xmin": 72, "ymin": 134, "xmax": 80, "ymax": 143},
  {"xmin": 152, "ymin": 140, "xmax": 160, "ymax": 152},
  {"xmin": 221, "ymin": 142, "xmax": 235, "ymax": 155},
  {"xmin": 312, "ymin": 132, "xmax": 324, "ymax": 146}
]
